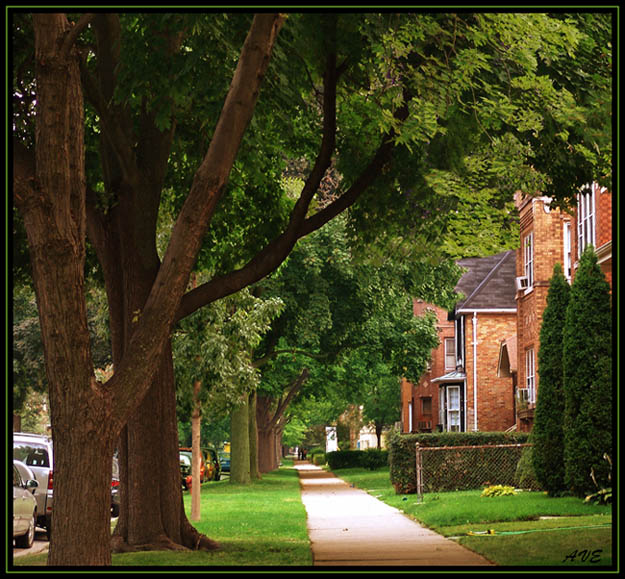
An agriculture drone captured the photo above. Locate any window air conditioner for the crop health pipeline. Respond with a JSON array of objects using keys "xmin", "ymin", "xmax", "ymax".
[{"xmin": 515, "ymin": 276, "xmax": 529, "ymax": 291}]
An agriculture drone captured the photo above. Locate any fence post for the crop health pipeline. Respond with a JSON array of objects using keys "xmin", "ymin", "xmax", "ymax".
[{"xmin": 416, "ymin": 442, "xmax": 423, "ymax": 502}]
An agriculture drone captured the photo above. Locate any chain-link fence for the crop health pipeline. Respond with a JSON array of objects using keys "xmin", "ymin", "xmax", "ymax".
[{"xmin": 415, "ymin": 443, "xmax": 534, "ymax": 500}]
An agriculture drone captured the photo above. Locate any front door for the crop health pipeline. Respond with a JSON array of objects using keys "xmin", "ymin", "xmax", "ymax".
[{"xmin": 439, "ymin": 383, "xmax": 465, "ymax": 432}]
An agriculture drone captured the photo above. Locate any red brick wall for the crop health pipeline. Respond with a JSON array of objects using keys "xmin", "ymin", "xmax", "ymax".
[
  {"xmin": 596, "ymin": 185, "xmax": 612, "ymax": 249},
  {"xmin": 402, "ymin": 301, "xmax": 454, "ymax": 432},
  {"xmin": 464, "ymin": 312, "xmax": 517, "ymax": 431}
]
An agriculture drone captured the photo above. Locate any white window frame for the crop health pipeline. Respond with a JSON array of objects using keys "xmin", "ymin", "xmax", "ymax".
[
  {"xmin": 525, "ymin": 349, "xmax": 535, "ymax": 404},
  {"xmin": 563, "ymin": 221, "xmax": 572, "ymax": 282},
  {"xmin": 577, "ymin": 184, "xmax": 596, "ymax": 257},
  {"xmin": 523, "ymin": 232, "xmax": 534, "ymax": 288},
  {"xmin": 446, "ymin": 386, "xmax": 461, "ymax": 432},
  {"xmin": 444, "ymin": 338, "xmax": 456, "ymax": 370}
]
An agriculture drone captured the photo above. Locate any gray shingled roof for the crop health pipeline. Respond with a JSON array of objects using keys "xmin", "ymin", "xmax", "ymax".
[{"xmin": 454, "ymin": 250, "xmax": 517, "ymax": 311}]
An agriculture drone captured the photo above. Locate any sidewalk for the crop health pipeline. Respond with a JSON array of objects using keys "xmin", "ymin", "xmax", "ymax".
[{"xmin": 294, "ymin": 461, "xmax": 495, "ymax": 567}]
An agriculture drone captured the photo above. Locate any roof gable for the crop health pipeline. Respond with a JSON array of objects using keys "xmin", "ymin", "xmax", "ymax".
[{"xmin": 455, "ymin": 250, "xmax": 517, "ymax": 311}]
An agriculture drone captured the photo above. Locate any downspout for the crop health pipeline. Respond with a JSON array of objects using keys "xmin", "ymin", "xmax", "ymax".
[{"xmin": 472, "ymin": 312, "xmax": 478, "ymax": 431}]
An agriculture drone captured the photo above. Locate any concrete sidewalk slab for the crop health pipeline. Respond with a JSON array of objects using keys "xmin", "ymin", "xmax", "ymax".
[{"xmin": 295, "ymin": 462, "xmax": 495, "ymax": 567}]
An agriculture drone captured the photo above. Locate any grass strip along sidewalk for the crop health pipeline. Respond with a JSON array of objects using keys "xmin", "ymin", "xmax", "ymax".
[
  {"xmin": 13, "ymin": 461, "xmax": 312, "ymax": 568},
  {"xmin": 329, "ymin": 466, "xmax": 613, "ymax": 568}
]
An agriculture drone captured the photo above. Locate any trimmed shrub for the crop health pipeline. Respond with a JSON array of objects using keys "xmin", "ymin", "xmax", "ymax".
[
  {"xmin": 326, "ymin": 449, "xmax": 389, "ymax": 471},
  {"xmin": 361, "ymin": 448, "xmax": 389, "ymax": 470}
]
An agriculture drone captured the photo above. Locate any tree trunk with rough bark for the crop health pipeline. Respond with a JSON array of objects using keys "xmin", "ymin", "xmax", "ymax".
[
  {"xmin": 248, "ymin": 391, "xmax": 261, "ymax": 480},
  {"xmin": 16, "ymin": 14, "xmax": 116, "ymax": 566},
  {"xmin": 191, "ymin": 380, "xmax": 202, "ymax": 521},
  {"xmin": 230, "ymin": 398, "xmax": 251, "ymax": 484},
  {"xmin": 256, "ymin": 368, "xmax": 309, "ymax": 473}
]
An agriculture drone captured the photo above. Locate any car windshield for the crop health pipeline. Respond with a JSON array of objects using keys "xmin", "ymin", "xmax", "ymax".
[{"xmin": 14, "ymin": 442, "xmax": 50, "ymax": 468}]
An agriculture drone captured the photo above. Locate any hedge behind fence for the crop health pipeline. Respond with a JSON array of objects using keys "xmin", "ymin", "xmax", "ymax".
[{"xmin": 389, "ymin": 430, "xmax": 531, "ymax": 494}]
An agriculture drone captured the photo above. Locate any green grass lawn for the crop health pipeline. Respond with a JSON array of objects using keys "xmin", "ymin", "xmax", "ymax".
[
  {"xmin": 330, "ymin": 466, "xmax": 614, "ymax": 568},
  {"xmin": 13, "ymin": 463, "xmax": 312, "ymax": 568}
]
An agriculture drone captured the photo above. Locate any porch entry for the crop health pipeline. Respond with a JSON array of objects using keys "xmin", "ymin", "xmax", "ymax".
[{"xmin": 438, "ymin": 382, "xmax": 465, "ymax": 432}]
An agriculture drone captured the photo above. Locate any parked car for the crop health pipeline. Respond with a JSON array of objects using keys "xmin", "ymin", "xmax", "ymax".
[
  {"xmin": 13, "ymin": 432, "xmax": 53, "ymax": 538},
  {"xmin": 218, "ymin": 451, "xmax": 230, "ymax": 474},
  {"xmin": 13, "ymin": 461, "xmax": 38, "ymax": 549},
  {"xmin": 179, "ymin": 448, "xmax": 208, "ymax": 491},
  {"xmin": 204, "ymin": 447, "xmax": 221, "ymax": 481}
]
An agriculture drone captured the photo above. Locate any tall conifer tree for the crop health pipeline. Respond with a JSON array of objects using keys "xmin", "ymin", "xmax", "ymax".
[
  {"xmin": 532, "ymin": 264, "xmax": 569, "ymax": 494},
  {"xmin": 562, "ymin": 246, "xmax": 612, "ymax": 496}
]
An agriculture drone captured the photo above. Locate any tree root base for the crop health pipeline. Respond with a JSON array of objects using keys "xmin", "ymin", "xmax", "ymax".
[{"xmin": 111, "ymin": 532, "xmax": 220, "ymax": 554}]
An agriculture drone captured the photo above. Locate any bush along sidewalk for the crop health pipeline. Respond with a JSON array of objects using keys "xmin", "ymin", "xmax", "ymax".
[{"xmin": 326, "ymin": 448, "xmax": 389, "ymax": 471}]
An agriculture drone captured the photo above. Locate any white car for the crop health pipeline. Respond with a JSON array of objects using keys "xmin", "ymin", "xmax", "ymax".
[
  {"xmin": 13, "ymin": 432, "xmax": 53, "ymax": 538},
  {"xmin": 13, "ymin": 461, "xmax": 38, "ymax": 549}
]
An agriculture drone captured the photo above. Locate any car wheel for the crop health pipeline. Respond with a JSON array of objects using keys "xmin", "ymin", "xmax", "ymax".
[
  {"xmin": 111, "ymin": 503, "xmax": 120, "ymax": 518},
  {"xmin": 15, "ymin": 511, "xmax": 36, "ymax": 549}
]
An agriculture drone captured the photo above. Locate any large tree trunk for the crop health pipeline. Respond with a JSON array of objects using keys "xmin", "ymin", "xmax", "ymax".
[
  {"xmin": 256, "ymin": 368, "xmax": 309, "ymax": 473},
  {"xmin": 230, "ymin": 398, "xmax": 251, "ymax": 484},
  {"xmin": 191, "ymin": 380, "xmax": 202, "ymax": 521},
  {"xmin": 86, "ymin": 13, "xmax": 284, "ymax": 555},
  {"xmin": 257, "ymin": 395, "xmax": 279, "ymax": 473},
  {"xmin": 248, "ymin": 390, "xmax": 261, "ymax": 480},
  {"xmin": 18, "ymin": 14, "xmax": 116, "ymax": 566}
]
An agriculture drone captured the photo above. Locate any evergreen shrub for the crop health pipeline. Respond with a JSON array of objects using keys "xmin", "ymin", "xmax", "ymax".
[
  {"xmin": 562, "ymin": 247, "xmax": 612, "ymax": 496},
  {"xmin": 532, "ymin": 264, "xmax": 569, "ymax": 494}
]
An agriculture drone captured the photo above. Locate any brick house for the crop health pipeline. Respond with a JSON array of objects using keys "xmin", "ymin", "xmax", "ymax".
[
  {"xmin": 401, "ymin": 250, "xmax": 517, "ymax": 433},
  {"xmin": 513, "ymin": 183, "xmax": 612, "ymax": 430},
  {"xmin": 400, "ymin": 301, "xmax": 454, "ymax": 433}
]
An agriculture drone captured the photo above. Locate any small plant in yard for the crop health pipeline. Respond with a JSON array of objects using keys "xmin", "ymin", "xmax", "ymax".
[
  {"xmin": 481, "ymin": 485, "xmax": 516, "ymax": 497},
  {"xmin": 584, "ymin": 454, "xmax": 612, "ymax": 505}
]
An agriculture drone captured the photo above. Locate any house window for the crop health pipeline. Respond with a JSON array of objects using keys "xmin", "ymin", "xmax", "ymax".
[
  {"xmin": 577, "ymin": 185, "xmax": 596, "ymax": 257},
  {"xmin": 525, "ymin": 349, "xmax": 535, "ymax": 404},
  {"xmin": 446, "ymin": 386, "xmax": 461, "ymax": 432},
  {"xmin": 523, "ymin": 232, "xmax": 534, "ymax": 287},
  {"xmin": 563, "ymin": 221, "xmax": 572, "ymax": 282},
  {"xmin": 421, "ymin": 397, "xmax": 432, "ymax": 415},
  {"xmin": 444, "ymin": 338, "xmax": 456, "ymax": 370}
]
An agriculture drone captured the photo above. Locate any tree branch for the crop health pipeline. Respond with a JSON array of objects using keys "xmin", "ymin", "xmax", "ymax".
[
  {"xmin": 270, "ymin": 368, "xmax": 310, "ymax": 429},
  {"xmin": 176, "ymin": 25, "xmax": 341, "ymax": 322},
  {"xmin": 61, "ymin": 13, "xmax": 96, "ymax": 57},
  {"xmin": 109, "ymin": 13, "xmax": 285, "ymax": 419}
]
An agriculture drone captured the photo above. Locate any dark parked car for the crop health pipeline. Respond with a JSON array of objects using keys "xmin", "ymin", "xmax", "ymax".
[
  {"xmin": 218, "ymin": 451, "xmax": 230, "ymax": 474},
  {"xmin": 13, "ymin": 461, "xmax": 38, "ymax": 549}
]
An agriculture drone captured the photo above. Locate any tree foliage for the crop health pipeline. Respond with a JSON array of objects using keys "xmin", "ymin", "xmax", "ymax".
[
  {"xmin": 562, "ymin": 247, "xmax": 612, "ymax": 496},
  {"xmin": 173, "ymin": 283, "xmax": 283, "ymax": 419}
]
